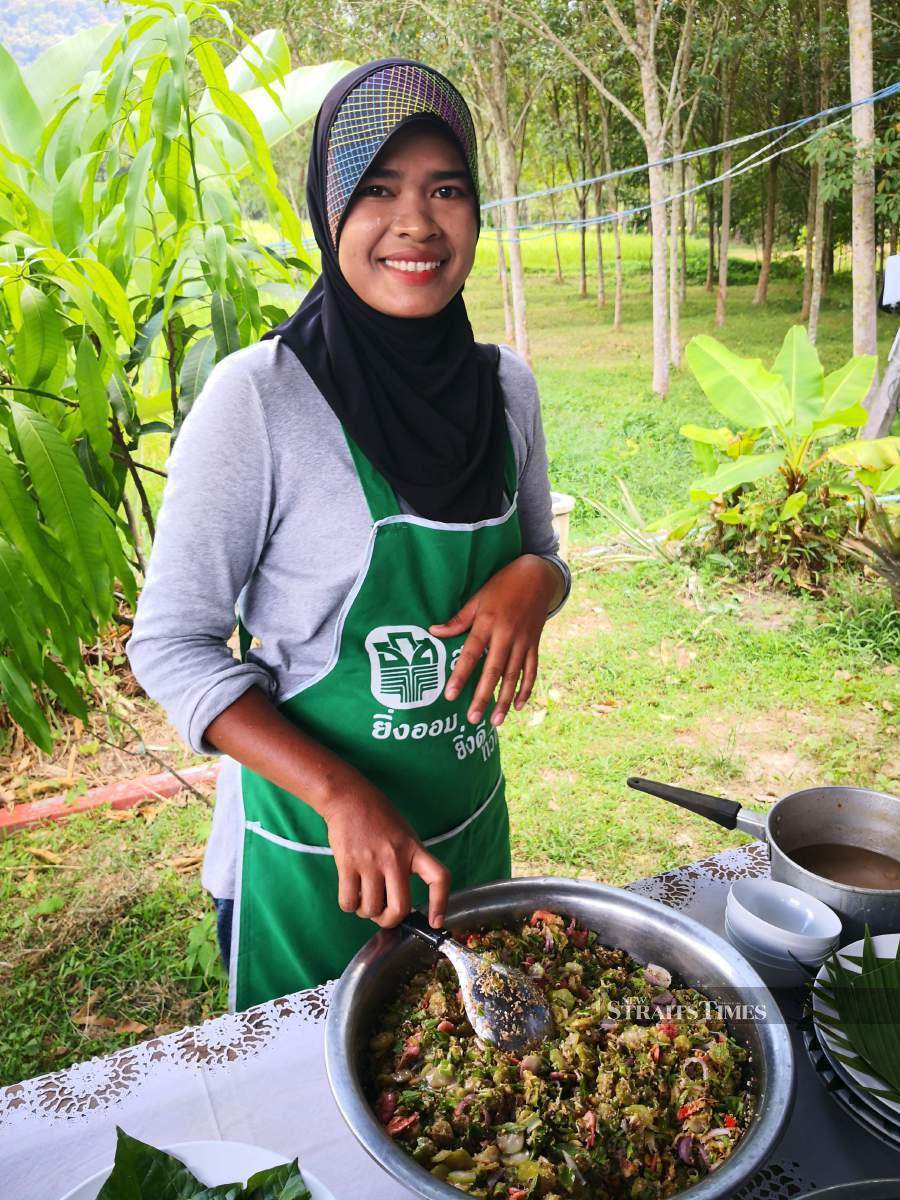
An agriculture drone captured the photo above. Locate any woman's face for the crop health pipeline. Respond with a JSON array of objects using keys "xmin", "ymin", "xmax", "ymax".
[{"xmin": 336, "ymin": 123, "xmax": 478, "ymax": 318}]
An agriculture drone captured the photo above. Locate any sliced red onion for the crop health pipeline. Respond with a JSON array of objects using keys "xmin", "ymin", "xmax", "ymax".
[
  {"xmin": 645, "ymin": 962, "xmax": 672, "ymax": 989},
  {"xmin": 698, "ymin": 1141, "xmax": 711, "ymax": 1168},
  {"xmin": 676, "ymin": 1133, "xmax": 694, "ymax": 1164},
  {"xmin": 684, "ymin": 1056, "xmax": 709, "ymax": 1080},
  {"xmin": 652, "ymin": 991, "xmax": 677, "ymax": 1010},
  {"xmin": 704, "ymin": 1127, "xmax": 733, "ymax": 1139}
]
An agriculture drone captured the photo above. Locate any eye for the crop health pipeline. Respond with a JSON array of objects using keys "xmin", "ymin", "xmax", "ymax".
[
  {"xmin": 359, "ymin": 184, "xmax": 390, "ymax": 197},
  {"xmin": 435, "ymin": 185, "xmax": 465, "ymax": 198}
]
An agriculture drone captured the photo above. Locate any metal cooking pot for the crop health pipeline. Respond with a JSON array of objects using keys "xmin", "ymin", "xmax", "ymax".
[
  {"xmin": 325, "ymin": 877, "xmax": 795, "ymax": 1200},
  {"xmin": 627, "ymin": 778, "xmax": 900, "ymax": 940}
]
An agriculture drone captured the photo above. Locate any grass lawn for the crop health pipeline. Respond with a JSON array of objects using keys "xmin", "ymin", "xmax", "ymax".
[{"xmin": 1, "ymin": 240, "xmax": 898, "ymax": 1086}]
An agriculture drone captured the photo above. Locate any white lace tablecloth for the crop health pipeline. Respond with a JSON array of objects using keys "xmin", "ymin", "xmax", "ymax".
[{"xmin": 2, "ymin": 844, "xmax": 898, "ymax": 1200}]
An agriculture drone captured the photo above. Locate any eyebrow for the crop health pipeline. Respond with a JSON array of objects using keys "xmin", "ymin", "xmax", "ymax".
[{"xmin": 358, "ymin": 167, "xmax": 470, "ymax": 183}]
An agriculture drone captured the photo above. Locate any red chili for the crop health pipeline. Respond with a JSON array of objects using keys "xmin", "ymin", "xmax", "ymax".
[
  {"xmin": 385, "ymin": 1113, "xmax": 420, "ymax": 1137},
  {"xmin": 724, "ymin": 1113, "xmax": 738, "ymax": 1128},
  {"xmin": 677, "ymin": 1098, "xmax": 708, "ymax": 1120},
  {"xmin": 658, "ymin": 1021, "xmax": 679, "ymax": 1039}
]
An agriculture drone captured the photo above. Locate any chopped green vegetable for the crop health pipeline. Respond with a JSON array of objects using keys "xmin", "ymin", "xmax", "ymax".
[{"xmin": 366, "ymin": 913, "xmax": 753, "ymax": 1198}]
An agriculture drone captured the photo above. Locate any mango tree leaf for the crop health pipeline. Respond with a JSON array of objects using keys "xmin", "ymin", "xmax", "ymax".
[
  {"xmin": 10, "ymin": 400, "xmax": 111, "ymax": 619},
  {"xmin": 40, "ymin": 658, "xmax": 89, "ymax": 722},
  {"xmin": 822, "ymin": 356, "xmax": 878, "ymax": 421},
  {"xmin": 0, "ymin": 540, "xmax": 44, "ymax": 676},
  {"xmin": 177, "ymin": 335, "xmax": 216, "ymax": 433},
  {"xmin": 210, "ymin": 292, "xmax": 239, "ymax": 358},
  {"xmin": 76, "ymin": 337, "xmax": 114, "ymax": 477},
  {"xmin": 0, "ymin": 449, "xmax": 62, "ymax": 602},
  {"xmin": 689, "ymin": 451, "xmax": 786, "ymax": 504},
  {"xmin": 224, "ymin": 29, "xmax": 292, "ymax": 94},
  {"xmin": 828, "ymin": 437, "xmax": 900, "ymax": 471},
  {"xmin": 77, "ymin": 258, "xmax": 136, "ymax": 344},
  {"xmin": 15, "ymin": 284, "xmax": 64, "ymax": 388},
  {"xmin": 772, "ymin": 325, "xmax": 823, "ymax": 435},
  {"xmin": 0, "ymin": 44, "xmax": 43, "ymax": 181},
  {"xmin": 685, "ymin": 335, "xmax": 792, "ymax": 430},
  {"xmin": 52, "ymin": 153, "xmax": 101, "ymax": 254},
  {"xmin": 0, "ymin": 656, "xmax": 52, "ymax": 753},
  {"xmin": 204, "ymin": 225, "xmax": 228, "ymax": 290}
]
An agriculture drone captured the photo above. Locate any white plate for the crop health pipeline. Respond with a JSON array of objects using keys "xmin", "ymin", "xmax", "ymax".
[
  {"xmin": 58, "ymin": 1139, "xmax": 335, "ymax": 1200},
  {"xmin": 812, "ymin": 932, "xmax": 900, "ymax": 1119},
  {"xmin": 815, "ymin": 1013, "xmax": 900, "ymax": 1124},
  {"xmin": 803, "ymin": 1026, "xmax": 900, "ymax": 1153}
]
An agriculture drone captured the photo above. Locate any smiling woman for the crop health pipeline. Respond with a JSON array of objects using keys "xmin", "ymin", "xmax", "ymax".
[{"xmin": 126, "ymin": 58, "xmax": 571, "ymax": 1012}]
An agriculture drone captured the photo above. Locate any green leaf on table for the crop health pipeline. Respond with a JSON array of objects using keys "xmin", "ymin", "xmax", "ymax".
[{"xmin": 96, "ymin": 1128, "xmax": 312, "ymax": 1200}]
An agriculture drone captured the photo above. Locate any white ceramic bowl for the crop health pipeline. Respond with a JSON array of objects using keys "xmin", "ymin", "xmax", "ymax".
[
  {"xmin": 724, "ymin": 908, "xmax": 835, "ymax": 965},
  {"xmin": 724, "ymin": 919, "xmax": 816, "ymax": 987},
  {"xmin": 57, "ymin": 1140, "xmax": 335, "ymax": 1200},
  {"xmin": 727, "ymin": 878, "xmax": 841, "ymax": 957}
]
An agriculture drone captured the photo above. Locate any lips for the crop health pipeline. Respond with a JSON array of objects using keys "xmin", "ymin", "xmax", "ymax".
[{"xmin": 379, "ymin": 256, "xmax": 447, "ymax": 284}]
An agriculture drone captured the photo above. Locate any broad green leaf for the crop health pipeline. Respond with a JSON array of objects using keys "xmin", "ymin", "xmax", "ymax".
[
  {"xmin": 679, "ymin": 424, "xmax": 736, "ymax": 448},
  {"xmin": 225, "ymin": 29, "xmax": 291, "ymax": 94},
  {"xmin": 40, "ymin": 657, "xmax": 89, "ymax": 722},
  {"xmin": 772, "ymin": 325, "xmax": 823, "ymax": 435},
  {"xmin": 0, "ymin": 452, "xmax": 62, "ymax": 602},
  {"xmin": 92, "ymin": 490, "xmax": 137, "ymax": 606},
  {"xmin": 204, "ymin": 225, "xmax": 228, "ymax": 290},
  {"xmin": 0, "ymin": 44, "xmax": 43, "ymax": 180},
  {"xmin": 689, "ymin": 452, "xmax": 786, "ymax": 504},
  {"xmin": 822, "ymin": 356, "xmax": 878, "ymax": 420},
  {"xmin": 24, "ymin": 23, "xmax": 116, "ymax": 120},
  {"xmin": 52, "ymin": 153, "xmax": 101, "ymax": 254},
  {"xmin": 178, "ymin": 335, "xmax": 216, "ymax": 430},
  {"xmin": 10, "ymin": 400, "xmax": 110, "ymax": 619},
  {"xmin": 812, "ymin": 403, "xmax": 869, "ymax": 437},
  {"xmin": 0, "ymin": 540, "xmax": 44, "ymax": 675},
  {"xmin": 210, "ymin": 292, "xmax": 239, "ymax": 358},
  {"xmin": 828, "ymin": 437, "xmax": 900, "ymax": 471},
  {"xmin": 0, "ymin": 656, "xmax": 52, "ymax": 753},
  {"xmin": 159, "ymin": 137, "xmax": 194, "ymax": 225},
  {"xmin": 14, "ymin": 284, "xmax": 64, "ymax": 388},
  {"xmin": 76, "ymin": 258, "xmax": 136, "ymax": 344},
  {"xmin": 779, "ymin": 491, "xmax": 808, "ymax": 522},
  {"xmin": 122, "ymin": 141, "xmax": 153, "ymax": 258},
  {"xmin": 874, "ymin": 463, "xmax": 900, "ymax": 495},
  {"xmin": 717, "ymin": 507, "xmax": 744, "ymax": 525},
  {"xmin": 685, "ymin": 335, "xmax": 792, "ymax": 430},
  {"xmin": 76, "ymin": 337, "xmax": 114, "ymax": 476}
]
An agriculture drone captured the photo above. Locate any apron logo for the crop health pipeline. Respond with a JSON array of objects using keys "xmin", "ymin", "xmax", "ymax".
[{"xmin": 365, "ymin": 625, "xmax": 447, "ymax": 709}]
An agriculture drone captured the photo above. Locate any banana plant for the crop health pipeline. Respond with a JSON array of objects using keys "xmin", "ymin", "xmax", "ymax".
[
  {"xmin": 654, "ymin": 326, "xmax": 895, "ymax": 541},
  {"xmin": 0, "ymin": 1, "xmax": 353, "ymax": 748}
]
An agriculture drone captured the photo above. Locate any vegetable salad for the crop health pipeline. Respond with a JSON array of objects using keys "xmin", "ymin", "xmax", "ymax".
[{"xmin": 366, "ymin": 911, "xmax": 752, "ymax": 1199}]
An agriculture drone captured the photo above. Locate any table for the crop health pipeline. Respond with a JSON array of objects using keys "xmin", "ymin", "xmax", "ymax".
[{"xmin": 2, "ymin": 844, "xmax": 898, "ymax": 1200}]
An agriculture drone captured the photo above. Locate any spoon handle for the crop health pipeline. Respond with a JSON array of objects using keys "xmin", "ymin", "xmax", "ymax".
[{"xmin": 400, "ymin": 910, "xmax": 449, "ymax": 948}]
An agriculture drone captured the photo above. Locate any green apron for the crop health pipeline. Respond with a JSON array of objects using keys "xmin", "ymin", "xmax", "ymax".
[{"xmin": 230, "ymin": 425, "xmax": 523, "ymax": 1011}]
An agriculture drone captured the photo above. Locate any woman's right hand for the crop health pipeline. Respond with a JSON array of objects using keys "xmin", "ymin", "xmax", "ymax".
[
  {"xmin": 204, "ymin": 686, "xmax": 450, "ymax": 930},
  {"xmin": 323, "ymin": 780, "xmax": 451, "ymax": 931}
]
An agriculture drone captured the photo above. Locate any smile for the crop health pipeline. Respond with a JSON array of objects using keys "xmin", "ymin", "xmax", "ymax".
[{"xmin": 380, "ymin": 258, "xmax": 446, "ymax": 276}]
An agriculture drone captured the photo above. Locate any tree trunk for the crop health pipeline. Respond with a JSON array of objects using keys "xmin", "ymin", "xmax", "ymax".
[
  {"xmin": 599, "ymin": 99, "xmax": 623, "ymax": 329},
  {"xmin": 808, "ymin": 168, "xmax": 827, "ymax": 342},
  {"xmin": 890, "ymin": 222, "xmax": 898, "ymax": 255},
  {"xmin": 753, "ymin": 157, "xmax": 778, "ymax": 305},
  {"xmin": 681, "ymin": 190, "xmax": 688, "ymax": 303},
  {"xmin": 487, "ymin": 22, "xmax": 530, "ymax": 363},
  {"xmin": 706, "ymin": 193, "xmax": 716, "ymax": 291},
  {"xmin": 716, "ymin": 67, "xmax": 736, "ymax": 327},
  {"xmin": 669, "ymin": 162, "xmax": 683, "ymax": 368},
  {"xmin": 848, "ymin": 0, "xmax": 880, "ymax": 427},
  {"xmin": 801, "ymin": 164, "xmax": 818, "ymax": 319},
  {"xmin": 549, "ymin": 191, "xmax": 564, "ymax": 283},
  {"xmin": 483, "ymin": 148, "xmax": 514, "ymax": 342},
  {"xmin": 635, "ymin": 0, "xmax": 669, "ymax": 395},
  {"xmin": 594, "ymin": 183, "xmax": 606, "ymax": 306},
  {"xmin": 612, "ymin": 206, "xmax": 623, "ymax": 330},
  {"xmin": 579, "ymin": 202, "xmax": 588, "ymax": 298}
]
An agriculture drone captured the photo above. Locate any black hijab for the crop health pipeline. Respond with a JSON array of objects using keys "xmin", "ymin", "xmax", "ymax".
[{"xmin": 261, "ymin": 58, "xmax": 508, "ymax": 524}]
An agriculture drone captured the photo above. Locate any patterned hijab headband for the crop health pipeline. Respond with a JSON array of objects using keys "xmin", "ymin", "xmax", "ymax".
[{"xmin": 324, "ymin": 61, "xmax": 480, "ymax": 249}]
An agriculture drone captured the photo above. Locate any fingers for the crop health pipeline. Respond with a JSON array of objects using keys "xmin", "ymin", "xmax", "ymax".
[
  {"xmin": 357, "ymin": 869, "xmax": 386, "ymax": 921},
  {"xmin": 429, "ymin": 596, "xmax": 477, "ymax": 639},
  {"xmin": 444, "ymin": 629, "xmax": 487, "ymax": 702},
  {"xmin": 372, "ymin": 863, "xmax": 412, "ymax": 929},
  {"xmin": 412, "ymin": 846, "xmax": 451, "ymax": 929},
  {"xmin": 337, "ymin": 867, "xmax": 361, "ymax": 914},
  {"xmin": 514, "ymin": 646, "xmax": 539, "ymax": 710},
  {"xmin": 467, "ymin": 629, "xmax": 513, "ymax": 723},
  {"xmin": 489, "ymin": 641, "xmax": 526, "ymax": 726}
]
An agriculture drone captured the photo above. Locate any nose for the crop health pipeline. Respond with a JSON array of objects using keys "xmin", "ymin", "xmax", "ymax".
[{"xmin": 390, "ymin": 195, "xmax": 442, "ymax": 241}]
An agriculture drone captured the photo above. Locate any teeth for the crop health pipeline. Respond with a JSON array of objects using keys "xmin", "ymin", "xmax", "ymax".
[{"xmin": 383, "ymin": 259, "xmax": 443, "ymax": 273}]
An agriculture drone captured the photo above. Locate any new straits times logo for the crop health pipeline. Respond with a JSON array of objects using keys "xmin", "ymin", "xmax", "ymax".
[
  {"xmin": 608, "ymin": 999, "xmax": 770, "ymax": 1022},
  {"xmin": 366, "ymin": 625, "xmax": 447, "ymax": 710}
]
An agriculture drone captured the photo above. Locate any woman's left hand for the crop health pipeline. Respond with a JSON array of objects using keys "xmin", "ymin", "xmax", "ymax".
[{"xmin": 429, "ymin": 554, "xmax": 564, "ymax": 728}]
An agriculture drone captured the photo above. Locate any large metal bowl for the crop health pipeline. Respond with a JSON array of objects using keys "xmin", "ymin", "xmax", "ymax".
[{"xmin": 325, "ymin": 877, "xmax": 796, "ymax": 1200}]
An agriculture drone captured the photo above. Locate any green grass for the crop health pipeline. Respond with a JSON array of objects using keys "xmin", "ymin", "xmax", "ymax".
[{"xmin": 4, "ymin": 236, "xmax": 898, "ymax": 1087}]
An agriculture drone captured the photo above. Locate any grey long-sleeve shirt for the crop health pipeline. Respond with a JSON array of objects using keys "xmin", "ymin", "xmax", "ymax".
[{"xmin": 126, "ymin": 335, "xmax": 571, "ymax": 898}]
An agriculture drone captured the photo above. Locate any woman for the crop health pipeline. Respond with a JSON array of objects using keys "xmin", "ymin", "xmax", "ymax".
[{"xmin": 127, "ymin": 58, "xmax": 571, "ymax": 1011}]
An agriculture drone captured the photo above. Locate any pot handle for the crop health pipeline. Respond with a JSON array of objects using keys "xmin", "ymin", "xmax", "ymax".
[
  {"xmin": 627, "ymin": 776, "xmax": 741, "ymax": 831},
  {"xmin": 400, "ymin": 909, "xmax": 449, "ymax": 949}
]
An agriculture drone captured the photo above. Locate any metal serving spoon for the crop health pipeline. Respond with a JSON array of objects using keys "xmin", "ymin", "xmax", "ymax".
[{"xmin": 400, "ymin": 910, "xmax": 553, "ymax": 1055}]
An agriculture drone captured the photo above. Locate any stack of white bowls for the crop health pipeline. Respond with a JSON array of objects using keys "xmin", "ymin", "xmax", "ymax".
[{"xmin": 725, "ymin": 878, "xmax": 842, "ymax": 986}]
